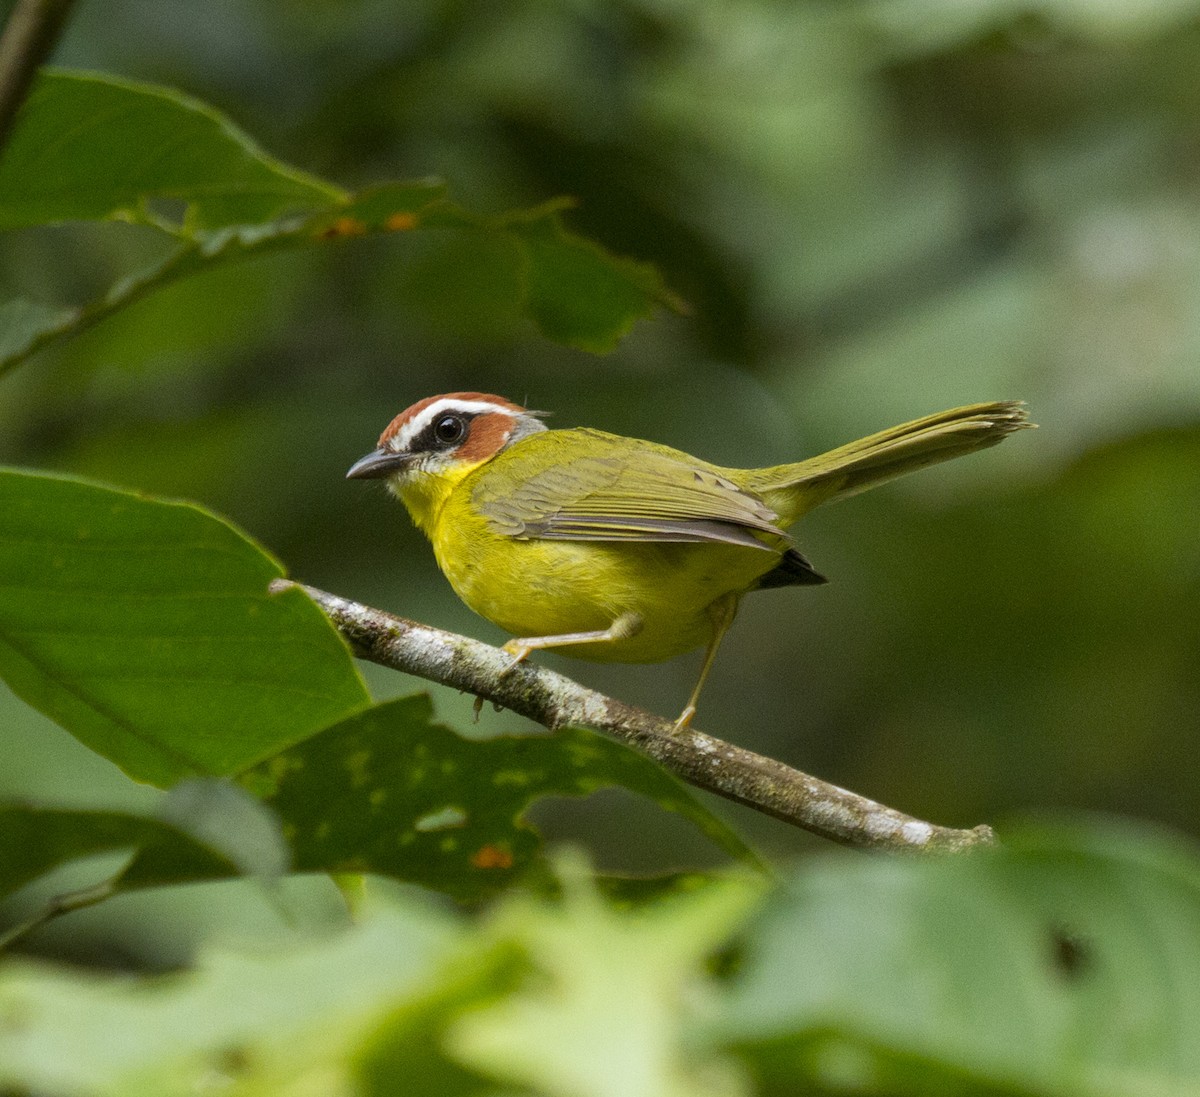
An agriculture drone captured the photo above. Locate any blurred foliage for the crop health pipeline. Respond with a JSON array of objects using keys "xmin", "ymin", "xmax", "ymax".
[
  {"xmin": 1, "ymin": 0, "xmax": 1199, "ymax": 1091},
  {"xmin": 722, "ymin": 820, "xmax": 1200, "ymax": 1097},
  {"xmin": 5, "ymin": 828, "xmax": 1200, "ymax": 1096}
]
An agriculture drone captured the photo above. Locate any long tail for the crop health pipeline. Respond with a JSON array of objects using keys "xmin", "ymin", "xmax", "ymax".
[{"xmin": 745, "ymin": 401, "xmax": 1033, "ymax": 526}]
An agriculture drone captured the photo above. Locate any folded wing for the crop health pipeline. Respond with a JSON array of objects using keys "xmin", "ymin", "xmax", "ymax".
[{"xmin": 474, "ymin": 429, "xmax": 785, "ymax": 552}]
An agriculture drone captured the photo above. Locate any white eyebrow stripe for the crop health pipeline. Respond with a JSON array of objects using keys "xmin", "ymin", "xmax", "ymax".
[{"xmin": 389, "ymin": 399, "xmax": 516, "ymax": 451}]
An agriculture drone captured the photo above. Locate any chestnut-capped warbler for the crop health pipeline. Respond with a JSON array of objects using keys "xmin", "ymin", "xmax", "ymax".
[{"xmin": 348, "ymin": 394, "xmax": 1031, "ymax": 726}]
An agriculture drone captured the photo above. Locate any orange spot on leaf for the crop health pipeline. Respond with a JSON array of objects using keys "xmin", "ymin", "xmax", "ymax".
[
  {"xmin": 318, "ymin": 216, "xmax": 367, "ymax": 239},
  {"xmin": 470, "ymin": 843, "xmax": 514, "ymax": 870},
  {"xmin": 385, "ymin": 212, "xmax": 418, "ymax": 231}
]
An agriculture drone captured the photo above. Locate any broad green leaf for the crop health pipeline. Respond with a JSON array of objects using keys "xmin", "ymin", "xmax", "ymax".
[
  {"xmin": 0, "ymin": 70, "xmax": 341, "ymax": 231},
  {"xmin": 417, "ymin": 196, "xmax": 677, "ymax": 351},
  {"xmin": 125, "ymin": 695, "xmax": 758, "ymax": 902},
  {"xmin": 0, "ymin": 469, "xmax": 370, "ymax": 786},
  {"xmin": 718, "ymin": 821, "xmax": 1200, "ymax": 1097},
  {"xmin": 227, "ymin": 186, "xmax": 677, "ymax": 355},
  {"xmin": 5, "ymin": 697, "xmax": 755, "ymax": 907},
  {"xmin": 0, "ymin": 896, "xmax": 460, "ymax": 1097}
]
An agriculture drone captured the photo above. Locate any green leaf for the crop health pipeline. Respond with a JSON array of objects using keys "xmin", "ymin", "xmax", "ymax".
[
  {"xmin": 0, "ymin": 788, "xmax": 286, "ymax": 908},
  {"xmin": 0, "ymin": 186, "xmax": 675, "ymax": 375},
  {"xmin": 353, "ymin": 946, "xmax": 519, "ymax": 1097},
  {"xmin": 0, "ymin": 864, "xmax": 754, "ymax": 1097},
  {"xmin": 0, "ymin": 70, "xmax": 342, "ymax": 231},
  {"xmin": 446, "ymin": 853, "xmax": 757, "ymax": 1097},
  {"xmin": 157, "ymin": 779, "xmax": 289, "ymax": 880},
  {"xmin": 507, "ymin": 207, "xmax": 677, "ymax": 353},
  {"xmin": 0, "ymin": 298, "xmax": 79, "ymax": 366},
  {"xmin": 0, "ymin": 469, "xmax": 370, "ymax": 786},
  {"xmin": 7, "ymin": 696, "xmax": 755, "ymax": 907},
  {"xmin": 718, "ymin": 821, "xmax": 1200, "ymax": 1097},
  {"xmin": 0, "ymin": 895, "xmax": 460, "ymax": 1096},
  {"xmin": 0, "ymin": 786, "xmax": 289, "ymax": 929},
  {"xmin": 0, "ymin": 804, "xmax": 218, "ymax": 905},
  {"xmin": 128, "ymin": 695, "xmax": 757, "ymax": 902},
  {"xmin": 0, "ymin": 71, "xmax": 676, "ymax": 377}
]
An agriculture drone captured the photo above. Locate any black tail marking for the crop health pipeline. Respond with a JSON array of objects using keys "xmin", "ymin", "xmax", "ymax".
[{"xmin": 755, "ymin": 547, "xmax": 827, "ymax": 590}]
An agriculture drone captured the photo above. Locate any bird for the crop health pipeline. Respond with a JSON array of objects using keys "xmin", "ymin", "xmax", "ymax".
[{"xmin": 348, "ymin": 393, "xmax": 1031, "ymax": 727}]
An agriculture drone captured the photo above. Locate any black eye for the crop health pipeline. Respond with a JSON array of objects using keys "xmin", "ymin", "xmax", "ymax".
[{"xmin": 433, "ymin": 414, "xmax": 466, "ymax": 446}]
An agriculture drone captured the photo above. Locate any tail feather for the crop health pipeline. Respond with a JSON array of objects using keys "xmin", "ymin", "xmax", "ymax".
[{"xmin": 747, "ymin": 401, "xmax": 1033, "ymax": 525}]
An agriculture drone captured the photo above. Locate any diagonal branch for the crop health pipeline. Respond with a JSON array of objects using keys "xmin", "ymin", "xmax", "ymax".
[
  {"xmin": 275, "ymin": 580, "xmax": 997, "ymax": 855},
  {"xmin": 0, "ymin": 0, "xmax": 76, "ymax": 153}
]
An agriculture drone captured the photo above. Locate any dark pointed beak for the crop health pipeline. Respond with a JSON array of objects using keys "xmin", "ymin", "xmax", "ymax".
[{"xmin": 346, "ymin": 448, "xmax": 411, "ymax": 480}]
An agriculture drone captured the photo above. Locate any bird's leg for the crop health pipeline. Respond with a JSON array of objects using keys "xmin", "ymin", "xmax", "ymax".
[
  {"xmin": 500, "ymin": 612, "xmax": 644, "ymax": 672},
  {"xmin": 675, "ymin": 594, "xmax": 739, "ymax": 730}
]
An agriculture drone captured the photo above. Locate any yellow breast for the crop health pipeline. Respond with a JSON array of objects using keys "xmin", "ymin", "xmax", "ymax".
[{"xmin": 408, "ymin": 463, "xmax": 779, "ymax": 664}]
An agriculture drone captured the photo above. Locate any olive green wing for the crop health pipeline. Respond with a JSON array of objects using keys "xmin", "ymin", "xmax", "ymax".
[{"xmin": 473, "ymin": 429, "xmax": 786, "ymax": 553}]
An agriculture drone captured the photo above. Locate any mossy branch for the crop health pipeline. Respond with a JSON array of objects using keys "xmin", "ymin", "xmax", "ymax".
[{"xmin": 276, "ymin": 580, "xmax": 997, "ymax": 855}]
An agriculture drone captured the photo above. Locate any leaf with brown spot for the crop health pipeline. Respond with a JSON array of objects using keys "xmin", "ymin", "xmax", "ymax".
[{"xmin": 128, "ymin": 695, "xmax": 755, "ymax": 903}]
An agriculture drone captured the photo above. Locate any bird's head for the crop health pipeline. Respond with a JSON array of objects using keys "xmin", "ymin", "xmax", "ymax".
[{"xmin": 347, "ymin": 393, "xmax": 547, "ymax": 525}]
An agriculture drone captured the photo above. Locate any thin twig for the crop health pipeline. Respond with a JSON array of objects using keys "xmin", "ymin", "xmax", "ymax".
[
  {"xmin": 0, "ymin": 0, "xmax": 76, "ymax": 153},
  {"xmin": 275, "ymin": 580, "xmax": 997, "ymax": 854},
  {"xmin": 0, "ymin": 875, "xmax": 116, "ymax": 954}
]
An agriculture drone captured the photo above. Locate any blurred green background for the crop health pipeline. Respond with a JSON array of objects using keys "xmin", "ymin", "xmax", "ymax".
[{"xmin": 2, "ymin": 0, "xmax": 1198, "ymax": 957}]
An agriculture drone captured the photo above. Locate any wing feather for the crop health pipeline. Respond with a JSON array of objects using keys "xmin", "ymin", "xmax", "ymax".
[{"xmin": 474, "ymin": 429, "xmax": 787, "ymax": 552}]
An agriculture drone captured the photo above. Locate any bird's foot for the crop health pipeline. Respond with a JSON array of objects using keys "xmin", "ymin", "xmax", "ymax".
[
  {"xmin": 673, "ymin": 704, "xmax": 697, "ymax": 731},
  {"xmin": 499, "ymin": 639, "xmax": 532, "ymax": 675}
]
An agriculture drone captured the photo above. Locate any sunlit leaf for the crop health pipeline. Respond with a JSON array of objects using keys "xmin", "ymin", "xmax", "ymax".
[
  {"xmin": 447, "ymin": 853, "xmax": 756, "ymax": 1097},
  {"xmin": 352, "ymin": 945, "xmax": 518, "ymax": 1097},
  {"xmin": 0, "ymin": 897, "xmax": 460, "ymax": 1096}
]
